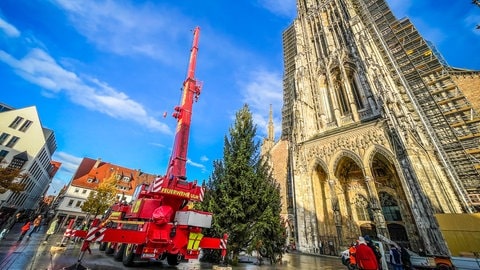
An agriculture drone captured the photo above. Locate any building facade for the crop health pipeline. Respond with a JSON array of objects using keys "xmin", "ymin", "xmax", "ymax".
[
  {"xmin": 261, "ymin": 106, "xmax": 294, "ymax": 246},
  {"xmin": 279, "ymin": 0, "xmax": 480, "ymax": 256},
  {"xmin": 0, "ymin": 103, "xmax": 60, "ymax": 215},
  {"xmin": 53, "ymin": 157, "xmax": 157, "ymax": 227}
]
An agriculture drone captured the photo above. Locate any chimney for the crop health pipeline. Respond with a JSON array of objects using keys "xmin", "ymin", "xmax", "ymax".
[{"xmin": 94, "ymin": 158, "xmax": 102, "ymax": 168}]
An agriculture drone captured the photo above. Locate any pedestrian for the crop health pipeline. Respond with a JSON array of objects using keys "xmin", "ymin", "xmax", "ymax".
[
  {"xmin": 349, "ymin": 241, "xmax": 358, "ymax": 270},
  {"xmin": 43, "ymin": 217, "xmax": 59, "ymax": 244},
  {"xmin": 27, "ymin": 215, "xmax": 42, "ymax": 239},
  {"xmin": 389, "ymin": 245, "xmax": 403, "ymax": 270},
  {"xmin": 18, "ymin": 221, "xmax": 31, "ymax": 241},
  {"xmin": 400, "ymin": 246, "xmax": 412, "ymax": 270},
  {"xmin": 364, "ymin": 235, "xmax": 382, "ymax": 270},
  {"xmin": 0, "ymin": 228, "xmax": 7, "ymax": 240},
  {"xmin": 15, "ymin": 212, "xmax": 22, "ymax": 222},
  {"xmin": 355, "ymin": 236, "xmax": 379, "ymax": 270},
  {"xmin": 328, "ymin": 240, "xmax": 335, "ymax": 255},
  {"xmin": 85, "ymin": 243, "xmax": 92, "ymax": 255},
  {"xmin": 7, "ymin": 215, "xmax": 17, "ymax": 229},
  {"xmin": 0, "ymin": 215, "xmax": 16, "ymax": 239},
  {"xmin": 73, "ymin": 221, "xmax": 83, "ymax": 243},
  {"xmin": 341, "ymin": 249, "xmax": 351, "ymax": 267}
]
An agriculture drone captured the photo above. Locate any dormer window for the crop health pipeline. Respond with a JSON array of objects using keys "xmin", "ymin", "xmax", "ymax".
[{"xmin": 87, "ymin": 177, "xmax": 97, "ymax": 183}]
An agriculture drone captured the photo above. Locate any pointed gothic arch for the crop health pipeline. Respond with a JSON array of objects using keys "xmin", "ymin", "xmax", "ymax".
[
  {"xmin": 330, "ymin": 149, "xmax": 364, "ymax": 177},
  {"xmin": 364, "ymin": 144, "xmax": 397, "ymax": 169},
  {"xmin": 310, "ymin": 158, "xmax": 329, "ymax": 179}
]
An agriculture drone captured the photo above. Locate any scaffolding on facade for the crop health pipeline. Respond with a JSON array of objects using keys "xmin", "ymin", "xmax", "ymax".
[
  {"xmin": 352, "ymin": 0, "xmax": 480, "ymax": 212},
  {"xmin": 282, "ymin": 24, "xmax": 298, "ymax": 140}
]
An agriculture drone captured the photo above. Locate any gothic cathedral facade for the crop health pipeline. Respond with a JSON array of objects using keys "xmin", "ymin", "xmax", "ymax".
[{"xmin": 274, "ymin": 0, "xmax": 480, "ymax": 256}]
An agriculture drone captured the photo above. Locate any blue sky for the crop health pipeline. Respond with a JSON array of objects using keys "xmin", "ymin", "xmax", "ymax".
[{"xmin": 0, "ymin": 0, "xmax": 479, "ymax": 195}]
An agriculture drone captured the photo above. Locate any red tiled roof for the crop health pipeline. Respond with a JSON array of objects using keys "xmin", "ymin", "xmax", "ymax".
[
  {"xmin": 71, "ymin": 157, "xmax": 157, "ymax": 196},
  {"xmin": 49, "ymin": 160, "xmax": 62, "ymax": 178}
]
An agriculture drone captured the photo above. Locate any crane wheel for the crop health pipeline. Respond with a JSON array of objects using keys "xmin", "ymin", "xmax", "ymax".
[
  {"xmin": 105, "ymin": 242, "xmax": 115, "ymax": 254},
  {"xmin": 114, "ymin": 243, "xmax": 125, "ymax": 261},
  {"xmin": 99, "ymin": 242, "xmax": 107, "ymax": 251},
  {"xmin": 436, "ymin": 264, "xmax": 452, "ymax": 270},
  {"xmin": 167, "ymin": 253, "xmax": 180, "ymax": 266},
  {"xmin": 122, "ymin": 244, "xmax": 136, "ymax": 266}
]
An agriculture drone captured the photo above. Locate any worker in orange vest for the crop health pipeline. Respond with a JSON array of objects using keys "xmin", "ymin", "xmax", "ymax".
[{"xmin": 349, "ymin": 241, "xmax": 358, "ymax": 270}]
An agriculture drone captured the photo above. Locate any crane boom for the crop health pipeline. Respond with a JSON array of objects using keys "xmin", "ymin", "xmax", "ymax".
[
  {"xmin": 147, "ymin": 27, "xmax": 205, "ymax": 204},
  {"xmin": 167, "ymin": 26, "xmax": 201, "ymax": 185}
]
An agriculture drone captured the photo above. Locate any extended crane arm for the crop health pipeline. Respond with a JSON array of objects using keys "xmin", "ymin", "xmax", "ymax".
[
  {"xmin": 148, "ymin": 27, "xmax": 204, "ymax": 203},
  {"xmin": 167, "ymin": 26, "xmax": 201, "ymax": 183}
]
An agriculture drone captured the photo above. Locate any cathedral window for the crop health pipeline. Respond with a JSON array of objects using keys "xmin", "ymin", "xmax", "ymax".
[
  {"xmin": 319, "ymin": 33, "xmax": 328, "ymax": 57},
  {"xmin": 380, "ymin": 192, "xmax": 402, "ymax": 221},
  {"xmin": 339, "ymin": 24, "xmax": 349, "ymax": 45},
  {"xmin": 355, "ymin": 194, "xmax": 373, "ymax": 221},
  {"xmin": 336, "ymin": 84, "xmax": 350, "ymax": 115},
  {"xmin": 350, "ymin": 77, "xmax": 364, "ymax": 109}
]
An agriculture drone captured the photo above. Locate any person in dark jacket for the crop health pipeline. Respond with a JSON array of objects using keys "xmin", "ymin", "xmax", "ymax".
[
  {"xmin": 364, "ymin": 235, "xmax": 382, "ymax": 270},
  {"xmin": 401, "ymin": 246, "xmax": 412, "ymax": 269},
  {"xmin": 388, "ymin": 245, "xmax": 403, "ymax": 270}
]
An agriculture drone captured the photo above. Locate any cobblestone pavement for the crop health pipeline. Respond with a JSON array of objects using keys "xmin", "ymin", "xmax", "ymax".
[{"xmin": 0, "ymin": 223, "xmax": 345, "ymax": 269}]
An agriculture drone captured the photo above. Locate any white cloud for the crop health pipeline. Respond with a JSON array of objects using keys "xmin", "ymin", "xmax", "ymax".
[
  {"xmin": 200, "ymin": 155, "xmax": 209, "ymax": 162},
  {"xmin": 0, "ymin": 17, "xmax": 20, "ymax": 37},
  {"xmin": 150, "ymin": 142, "xmax": 167, "ymax": 148},
  {"xmin": 53, "ymin": 151, "xmax": 83, "ymax": 174},
  {"xmin": 242, "ymin": 69, "xmax": 283, "ymax": 138},
  {"xmin": 49, "ymin": 178, "xmax": 67, "ymax": 194},
  {"xmin": 52, "ymin": 0, "xmax": 188, "ymax": 62},
  {"xmin": 187, "ymin": 158, "xmax": 207, "ymax": 172},
  {"xmin": 258, "ymin": 0, "xmax": 296, "ymax": 18},
  {"xmin": 0, "ymin": 48, "xmax": 171, "ymax": 134}
]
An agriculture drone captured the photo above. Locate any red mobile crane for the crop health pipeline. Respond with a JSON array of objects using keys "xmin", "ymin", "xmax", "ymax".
[{"xmin": 72, "ymin": 26, "xmax": 228, "ymax": 268}]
